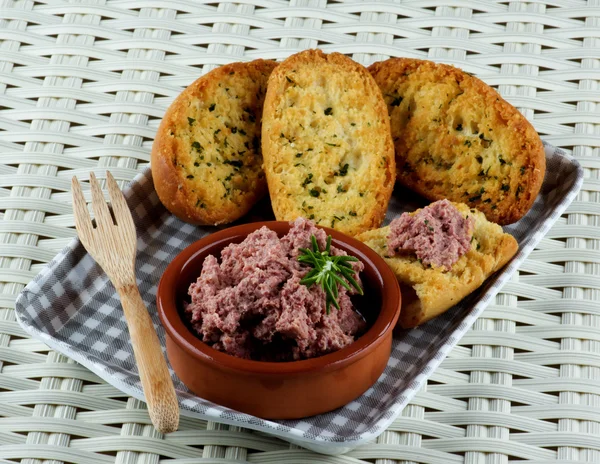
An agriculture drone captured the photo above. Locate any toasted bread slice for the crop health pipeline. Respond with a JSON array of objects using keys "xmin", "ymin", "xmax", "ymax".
[
  {"xmin": 261, "ymin": 49, "xmax": 395, "ymax": 236},
  {"xmin": 358, "ymin": 202, "xmax": 518, "ymax": 328},
  {"xmin": 369, "ymin": 58, "xmax": 545, "ymax": 225},
  {"xmin": 151, "ymin": 59, "xmax": 277, "ymax": 225}
]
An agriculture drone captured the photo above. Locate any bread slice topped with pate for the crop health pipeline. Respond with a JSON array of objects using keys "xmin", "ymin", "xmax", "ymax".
[
  {"xmin": 369, "ymin": 58, "xmax": 546, "ymax": 225},
  {"xmin": 261, "ymin": 49, "xmax": 396, "ymax": 236},
  {"xmin": 358, "ymin": 200, "xmax": 518, "ymax": 328},
  {"xmin": 151, "ymin": 59, "xmax": 277, "ymax": 225}
]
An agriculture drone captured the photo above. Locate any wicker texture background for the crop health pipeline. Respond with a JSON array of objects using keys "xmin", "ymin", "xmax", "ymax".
[{"xmin": 0, "ymin": 0, "xmax": 599, "ymax": 462}]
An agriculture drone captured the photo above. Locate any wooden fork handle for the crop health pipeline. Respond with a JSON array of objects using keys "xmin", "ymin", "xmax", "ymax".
[{"xmin": 117, "ymin": 282, "xmax": 180, "ymax": 433}]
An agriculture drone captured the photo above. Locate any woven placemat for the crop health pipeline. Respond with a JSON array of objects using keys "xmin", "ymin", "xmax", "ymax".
[{"xmin": 1, "ymin": 0, "xmax": 599, "ymax": 462}]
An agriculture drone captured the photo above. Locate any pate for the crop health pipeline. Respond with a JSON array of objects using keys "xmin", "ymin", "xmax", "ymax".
[
  {"xmin": 184, "ymin": 218, "xmax": 365, "ymax": 361},
  {"xmin": 387, "ymin": 199, "xmax": 473, "ymax": 270}
]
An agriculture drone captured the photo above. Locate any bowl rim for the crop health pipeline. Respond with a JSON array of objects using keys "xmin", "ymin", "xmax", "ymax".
[{"xmin": 157, "ymin": 220, "xmax": 401, "ymax": 375}]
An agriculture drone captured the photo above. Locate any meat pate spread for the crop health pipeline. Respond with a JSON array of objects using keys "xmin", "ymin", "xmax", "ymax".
[
  {"xmin": 387, "ymin": 199, "xmax": 473, "ymax": 270},
  {"xmin": 185, "ymin": 218, "xmax": 366, "ymax": 361}
]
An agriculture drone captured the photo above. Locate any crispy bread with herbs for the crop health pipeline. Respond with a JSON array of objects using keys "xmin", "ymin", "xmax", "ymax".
[
  {"xmin": 369, "ymin": 58, "xmax": 545, "ymax": 225},
  {"xmin": 358, "ymin": 202, "xmax": 518, "ymax": 328},
  {"xmin": 261, "ymin": 49, "xmax": 395, "ymax": 236},
  {"xmin": 151, "ymin": 59, "xmax": 277, "ymax": 225}
]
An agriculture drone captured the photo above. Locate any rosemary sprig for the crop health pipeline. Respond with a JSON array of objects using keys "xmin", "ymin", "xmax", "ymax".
[{"xmin": 298, "ymin": 235, "xmax": 364, "ymax": 314}]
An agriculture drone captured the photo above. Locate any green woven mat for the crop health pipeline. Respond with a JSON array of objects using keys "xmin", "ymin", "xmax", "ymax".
[{"xmin": 1, "ymin": 0, "xmax": 600, "ymax": 462}]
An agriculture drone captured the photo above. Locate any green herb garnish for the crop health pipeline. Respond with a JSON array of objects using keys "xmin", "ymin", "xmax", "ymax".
[
  {"xmin": 516, "ymin": 185, "xmax": 523, "ymax": 199},
  {"xmin": 336, "ymin": 163, "xmax": 349, "ymax": 177},
  {"xmin": 191, "ymin": 141, "xmax": 203, "ymax": 153},
  {"xmin": 298, "ymin": 235, "xmax": 363, "ymax": 313},
  {"xmin": 302, "ymin": 173, "xmax": 313, "ymax": 187}
]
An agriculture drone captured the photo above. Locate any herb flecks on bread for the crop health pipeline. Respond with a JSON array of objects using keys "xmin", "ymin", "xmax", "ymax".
[
  {"xmin": 151, "ymin": 59, "xmax": 277, "ymax": 225},
  {"xmin": 369, "ymin": 58, "xmax": 546, "ymax": 225},
  {"xmin": 262, "ymin": 49, "xmax": 395, "ymax": 236},
  {"xmin": 358, "ymin": 202, "xmax": 518, "ymax": 328}
]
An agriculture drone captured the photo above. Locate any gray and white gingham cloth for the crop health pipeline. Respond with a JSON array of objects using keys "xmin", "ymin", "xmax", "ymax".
[{"xmin": 15, "ymin": 143, "xmax": 582, "ymax": 454}]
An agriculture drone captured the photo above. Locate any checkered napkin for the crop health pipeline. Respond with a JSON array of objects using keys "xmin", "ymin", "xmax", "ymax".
[{"xmin": 15, "ymin": 143, "xmax": 582, "ymax": 452}]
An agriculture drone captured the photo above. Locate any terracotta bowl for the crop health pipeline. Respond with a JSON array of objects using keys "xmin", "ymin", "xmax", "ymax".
[{"xmin": 157, "ymin": 221, "xmax": 401, "ymax": 419}]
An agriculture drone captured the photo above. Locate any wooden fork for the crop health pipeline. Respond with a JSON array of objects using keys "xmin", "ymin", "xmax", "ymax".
[{"xmin": 72, "ymin": 171, "xmax": 179, "ymax": 433}]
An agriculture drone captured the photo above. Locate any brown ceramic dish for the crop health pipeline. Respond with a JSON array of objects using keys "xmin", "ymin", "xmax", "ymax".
[{"xmin": 157, "ymin": 221, "xmax": 401, "ymax": 419}]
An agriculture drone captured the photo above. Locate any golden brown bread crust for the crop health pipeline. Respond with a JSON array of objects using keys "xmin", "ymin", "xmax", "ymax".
[
  {"xmin": 358, "ymin": 203, "xmax": 518, "ymax": 328},
  {"xmin": 261, "ymin": 49, "xmax": 396, "ymax": 236},
  {"xmin": 369, "ymin": 58, "xmax": 546, "ymax": 225},
  {"xmin": 151, "ymin": 60, "xmax": 277, "ymax": 225}
]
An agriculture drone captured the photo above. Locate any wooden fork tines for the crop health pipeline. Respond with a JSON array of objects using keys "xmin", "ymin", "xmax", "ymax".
[{"xmin": 72, "ymin": 171, "xmax": 179, "ymax": 433}]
